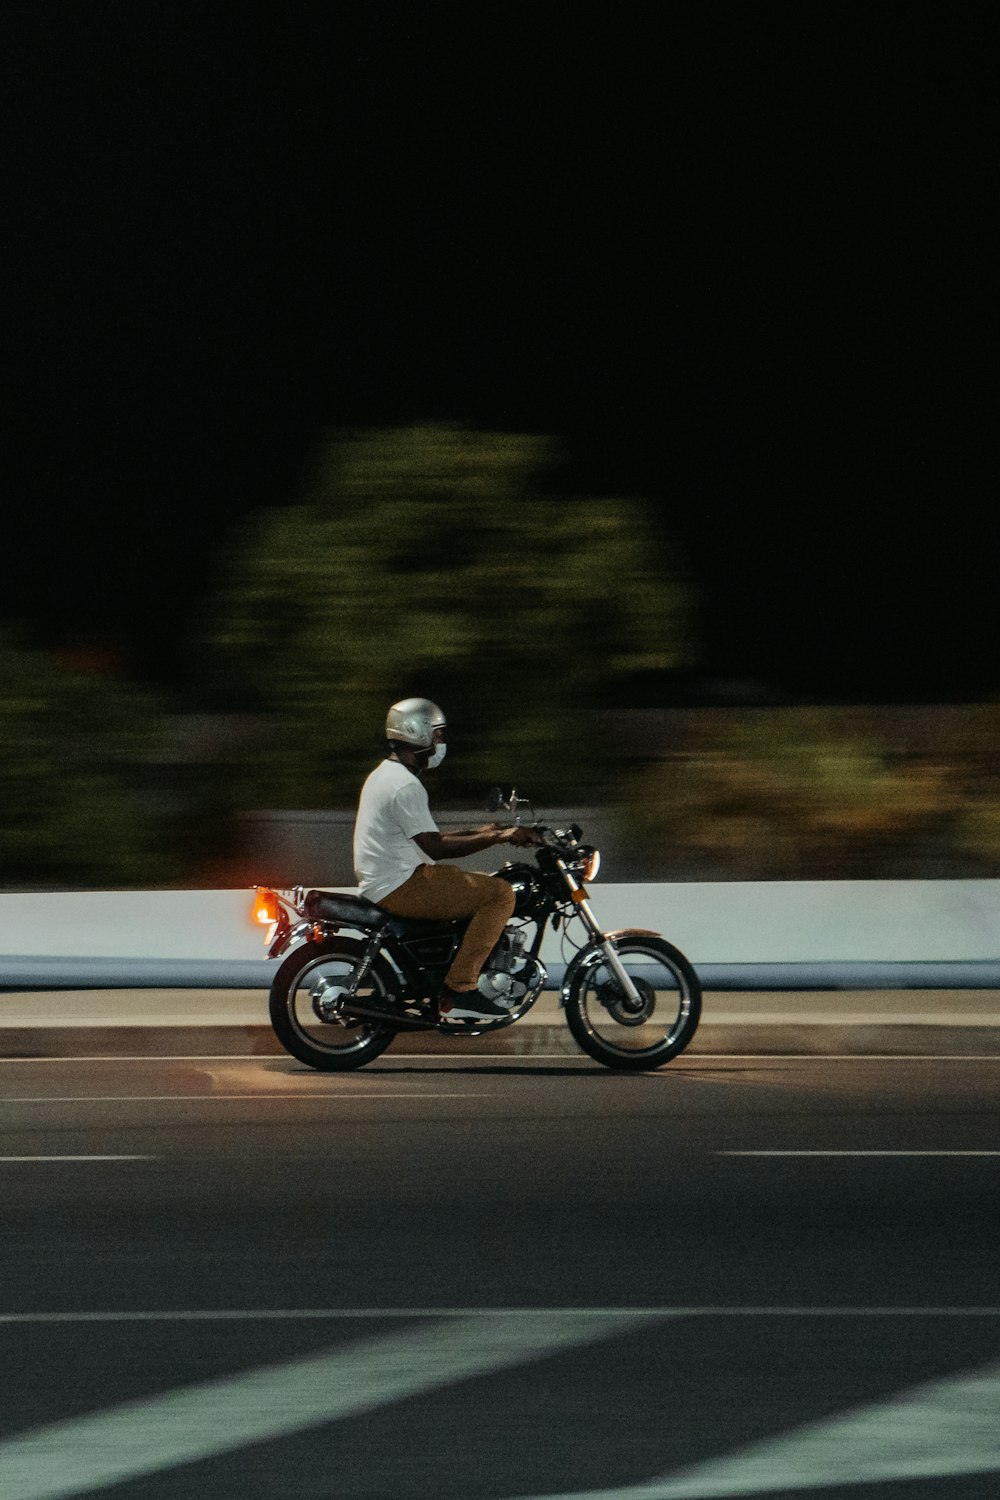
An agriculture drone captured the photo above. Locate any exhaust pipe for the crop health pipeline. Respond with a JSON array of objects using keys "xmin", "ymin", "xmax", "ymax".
[{"xmin": 339, "ymin": 1000, "xmax": 432, "ymax": 1031}]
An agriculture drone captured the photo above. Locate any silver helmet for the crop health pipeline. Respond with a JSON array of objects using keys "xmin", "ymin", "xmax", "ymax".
[{"xmin": 385, "ymin": 697, "xmax": 446, "ymax": 750}]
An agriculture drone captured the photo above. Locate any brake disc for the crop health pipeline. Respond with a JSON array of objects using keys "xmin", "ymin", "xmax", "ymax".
[{"xmin": 596, "ymin": 975, "xmax": 656, "ymax": 1026}]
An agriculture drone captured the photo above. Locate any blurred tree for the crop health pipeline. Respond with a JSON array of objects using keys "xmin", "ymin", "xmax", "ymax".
[
  {"xmin": 622, "ymin": 710, "xmax": 958, "ymax": 879},
  {"xmin": 951, "ymin": 701, "xmax": 1000, "ymax": 873},
  {"xmin": 206, "ymin": 424, "xmax": 693, "ymax": 807},
  {"xmin": 0, "ymin": 633, "xmax": 180, "ymax": 888}
]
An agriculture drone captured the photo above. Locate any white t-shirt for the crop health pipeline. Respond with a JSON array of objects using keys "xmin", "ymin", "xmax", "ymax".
[{"xmin": 352, "ymin": 758, "xmax": 438, "ymax": 902}]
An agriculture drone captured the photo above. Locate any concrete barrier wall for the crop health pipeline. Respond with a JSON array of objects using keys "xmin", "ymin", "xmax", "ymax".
[{"xmin": 1, "ymin": 882, "xmax": 998, "ymax": 981}]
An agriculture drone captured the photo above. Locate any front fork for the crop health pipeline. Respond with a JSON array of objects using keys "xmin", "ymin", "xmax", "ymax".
[{"xmin": 556, "ymin": 859, "xmax": 644, "ymax": 1006}]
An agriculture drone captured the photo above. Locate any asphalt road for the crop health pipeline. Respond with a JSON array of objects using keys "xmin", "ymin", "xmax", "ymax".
[{"xmin": 1, "ymin": 1048, "xmax": 999, "ymax": 1498}]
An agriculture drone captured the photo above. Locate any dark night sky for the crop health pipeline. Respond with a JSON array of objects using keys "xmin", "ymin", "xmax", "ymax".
[{"xmin": 3, "ymin": 5, "xmax": 994, "ymax": 703}]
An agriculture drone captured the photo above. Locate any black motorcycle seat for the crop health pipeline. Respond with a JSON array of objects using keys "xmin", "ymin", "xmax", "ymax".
[
  {"xmin": 302, "ymin": 888, "xmax": 460, "ymax": 935},
  {"xmin": 302, "ymin": 889, "xmax": 387, "ymax": 926}
]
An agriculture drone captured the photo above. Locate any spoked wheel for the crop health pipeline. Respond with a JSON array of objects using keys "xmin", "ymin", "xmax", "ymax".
[
  {"xmin": 565, "ymin": 935, "xmax": 701, "ymax": 1071},
  {"xmin": 269, "ymin": 939, "xmax": 398, "ymax": 1071}
]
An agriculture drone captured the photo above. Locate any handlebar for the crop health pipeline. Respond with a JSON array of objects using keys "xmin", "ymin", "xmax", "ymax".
[
  {"xmin": 531, "ymin": 822, "xmax": 585, "ymax": 851},
  {"xmin": 488, "ymin": 788, "xmax": 584, "ymax": 852}
]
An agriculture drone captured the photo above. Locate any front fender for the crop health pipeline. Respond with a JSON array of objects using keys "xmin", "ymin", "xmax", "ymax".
[
  {"xmin": 559, "ymin": 927, "xmax": 665, "ymax": 1006},
  {"xmin": 604, "ymin": 927, "xmax": 662, "ymax": 941}
]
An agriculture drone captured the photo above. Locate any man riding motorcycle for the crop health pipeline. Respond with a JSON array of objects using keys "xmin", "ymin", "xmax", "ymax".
[{"xmin": 352, "ymin": 697, "xmax": 539, "ymax": 1021}]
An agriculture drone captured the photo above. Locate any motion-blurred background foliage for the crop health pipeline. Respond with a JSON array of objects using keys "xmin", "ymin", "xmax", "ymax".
[
  {"xmin": 0, "ymin": 633, "xmax": 181, "ymax": 887},
  {"xmin": 3, "ymin": 426, "xmax": 1000, "ymax": 887},
  {"xmin": 619, "ymin": 706, "xmax": 999, "ymax": 880},
  {"xmin": 205, "ymin": 424, "xmax": 692, "ymax": 810}
]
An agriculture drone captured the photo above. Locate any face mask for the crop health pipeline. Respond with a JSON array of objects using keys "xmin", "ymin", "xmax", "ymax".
[{"xmin": 427, "ymin": 742, "xmax": 447, "ymax": 770}]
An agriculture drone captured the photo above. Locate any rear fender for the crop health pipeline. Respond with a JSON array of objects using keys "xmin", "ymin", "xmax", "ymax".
[{"xmin": 269, "ymin": 918, "xmax": 338, "ymax": 960}]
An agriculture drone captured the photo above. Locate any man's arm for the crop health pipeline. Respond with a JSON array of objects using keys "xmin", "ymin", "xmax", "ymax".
[{"xmin": 413, "ymin": 825, "xmax": 537, "ymax": 861}]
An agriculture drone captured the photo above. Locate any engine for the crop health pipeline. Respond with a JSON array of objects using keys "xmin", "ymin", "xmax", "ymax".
[
  {"xmin": 488, "ymin": 925, "xmax": 527, "ymax": 974},
  {"xmin": 478, "ymin": 924, "xmax": 539, "ymax": 1004}
]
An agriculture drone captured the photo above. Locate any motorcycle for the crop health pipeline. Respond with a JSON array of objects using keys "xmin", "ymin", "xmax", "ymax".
[{"xmin": 253, "ymin": 790, "xmax": 701, "ymax": 1072}]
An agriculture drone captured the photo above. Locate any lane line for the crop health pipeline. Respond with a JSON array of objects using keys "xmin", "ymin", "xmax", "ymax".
[
  {"xmin": 665, "ymin": 1054, "xmax": 1000, "ymax": 1063},
  {"xmin": 0, "ymin": 1309, "xmax": 649, "ymax": 1500},
  {"xmin": 0, "ymin": 1093, "xmax": 478, "ymax": 1103},
  {"xmin": 721, "ymin": 1150, "xmax": 1000, "ymax": 1158},
  {"xmin": 502, "ymin": 1354, "xmax": 1000, "ymax": 1498},
  {"xmin": 697, "ymin": 1013, "xmax": 1000, "ymax": 1025},
  {"xmin": 0, "ymin": 1156, "xmax": 152, "ymax": 1163},
  {"xmin": 2, "ymin": 1306, "xmax": 1000, "ymax": 1325},
  {"xmin": 3, "ymin": 1052, "xmax": 1000, "ymax": 1064},
  {"xmin": 0, "ymin": 1057, "xmax": 290, "ymax": 1065}
]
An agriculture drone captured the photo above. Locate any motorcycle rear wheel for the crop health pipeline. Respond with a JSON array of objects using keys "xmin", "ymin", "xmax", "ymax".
[
  {"xmin": 269, "ymin": 939, "xmax": 398, "ymax": 1071},
  {"xmin": 564, "ymin": 935, "xmax": 701, "ymax": 1071}
]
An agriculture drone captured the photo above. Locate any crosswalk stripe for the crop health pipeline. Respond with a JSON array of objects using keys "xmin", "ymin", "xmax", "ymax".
[
  {"xmin": 0, "ymin": 1310, "xmax": 649, "ymax": 1500},
  {"xmin": 504, "ymin": 1354, "xmax": 1000, "ymax": 1498}
]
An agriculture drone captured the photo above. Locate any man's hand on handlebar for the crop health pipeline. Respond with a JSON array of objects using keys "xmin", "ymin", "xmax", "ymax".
[
  {"xmin": 481, "ymin": 821, "xmax": 540, "ymax": 848},
  {"xmin": 506, "ymin": 825, "xmax": 542, "ymax": 847}
]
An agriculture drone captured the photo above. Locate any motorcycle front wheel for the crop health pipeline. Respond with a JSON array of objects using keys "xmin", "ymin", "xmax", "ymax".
[
  {"xmin": 564, "ymin": 935, "xmax": 701, "ymax": 1071},
  {"xmin": 269, "ymin": 939, "xmax": 398, "ymax": 1071}
]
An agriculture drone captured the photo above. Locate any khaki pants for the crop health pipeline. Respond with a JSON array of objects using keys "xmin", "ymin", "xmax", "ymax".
[{"xmin": 378, "ymin": 864, "xmax": 515, "ymax": 992}]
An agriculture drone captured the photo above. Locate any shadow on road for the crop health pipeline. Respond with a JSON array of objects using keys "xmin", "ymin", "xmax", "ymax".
[{"xmin": 272, "ymin": 1061, "xmax": 613, "ymax": 1078}]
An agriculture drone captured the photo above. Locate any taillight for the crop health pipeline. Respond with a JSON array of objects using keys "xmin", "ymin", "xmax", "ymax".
[{"xmin": 253, "ymin": 888, "xmax": 281, "ymax": 927}]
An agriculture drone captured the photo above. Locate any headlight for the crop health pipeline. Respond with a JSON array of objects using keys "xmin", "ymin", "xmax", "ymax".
[{"xmin": 581, "ymin": 848, "xmax": 601, "ymax": 882}]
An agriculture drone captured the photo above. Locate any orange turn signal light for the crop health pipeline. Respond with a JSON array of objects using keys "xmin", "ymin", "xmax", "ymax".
[{"xmin": 253, "ymin": 888, "xmax": 281, "ymax": 926}]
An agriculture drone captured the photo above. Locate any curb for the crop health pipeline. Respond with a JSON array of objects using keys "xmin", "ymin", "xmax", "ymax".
[
  {"xmin": 6, "ymin": 959, "xmax": 1000, "ymax": 992},
  {"xmin": 3, "ymin": 1023, "xmax": 1000, "ymax": 1059}
]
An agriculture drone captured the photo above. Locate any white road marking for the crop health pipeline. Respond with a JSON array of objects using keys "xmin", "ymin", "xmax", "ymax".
[
  {"xmin": 650, "ymin": 1056, "xmax": 1000, "ymax": 1068},
  {"xmin": 3, "ymin": 1052, "xmax": 1000, "ymax": 1063},
  {"xmin": 0, "ymin": 1310, "xmax": 648, "ymax": 1500},
  {"xmin": 0, "ymin": 1093, "xmax": 477, "ymax": 1102},
  {"xmin": 1, "ymin": 1305, "xmax": 1000, "ymax": 1325},
  {"xmin": 0, "ymin": 1056, "xmax": 284, "ymax": 1064},
  {"xmin": 503, "ymin": 1353, "xmax": 1000, "ymax": 1498},
  {"xmin": 722, "ymin": 1150, "xmax": 1000, "ymax": 1157},
  {"xmin": 0, "ymin": 1056, "xmax": 587, "ymax": 1068},
  {"xmin": 0, "ymin": 1156, "xmax": 152, "ymax": 1163},
  {"xmin": 702, "ymin": 1012, "xmax": 1000, "ymax": 1025},
  {"xmin": 3, "ymin": 1307, "xmax": 1000, "ymax": 1495}
]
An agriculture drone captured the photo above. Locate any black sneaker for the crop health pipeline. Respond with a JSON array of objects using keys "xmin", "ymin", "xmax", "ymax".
[{"xmin": 438, "ymin": 987, "xmax": 511, "ymax": 1022}]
